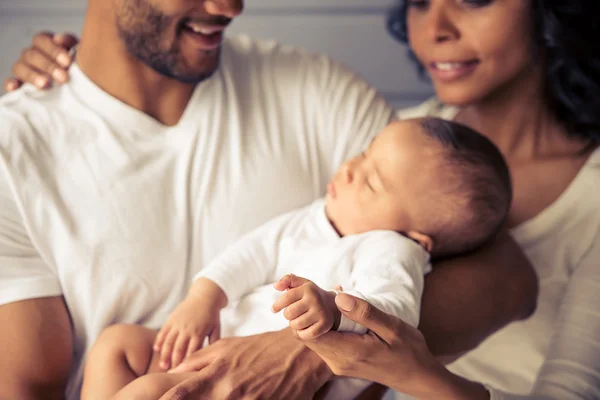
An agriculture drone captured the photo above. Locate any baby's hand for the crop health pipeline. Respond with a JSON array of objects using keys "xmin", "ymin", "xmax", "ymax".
[
  {"xmin": 153, "ymin": 296, "xmax": 221, "ymax": 370},
  {"xmin": 272, "ymin": 274, "xmax": 340, "ymax": 340}
]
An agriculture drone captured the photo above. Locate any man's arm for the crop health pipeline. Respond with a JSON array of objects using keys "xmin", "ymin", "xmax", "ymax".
[
  {"xmin": 0, "ymin": 296, "xmax": 72, "ymax": 400},
  {"xmin": 420, "ymin": 230, "xmax": 538, "ymax": 360}
]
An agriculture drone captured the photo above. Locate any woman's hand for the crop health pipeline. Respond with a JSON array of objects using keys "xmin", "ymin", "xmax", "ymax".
[
  {"xmin": 303, "ymin": 293, "xmax": 491, "ymax": 399},
  {"xmin": 3, "ymin": 32, "xmax": 78, "ymax": 92}
]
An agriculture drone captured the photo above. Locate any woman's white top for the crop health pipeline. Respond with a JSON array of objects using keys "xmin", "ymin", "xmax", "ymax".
[{"xmin": 398, "ymin": 99, "xmax": 600, "ymax": 399}]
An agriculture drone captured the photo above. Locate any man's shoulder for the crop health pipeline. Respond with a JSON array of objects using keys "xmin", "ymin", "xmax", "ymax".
[
  {"xmin": 222, "ymin": 35, "xmax": 366, "ymax": 88},
  {"xmin": 0, "ymin": 84, "xmax": 84, "ymax": 168}
]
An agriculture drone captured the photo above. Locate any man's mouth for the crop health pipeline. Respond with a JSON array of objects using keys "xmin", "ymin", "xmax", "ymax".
[{"xmin": 179, "ymin": 19, "xmax": 229, "ymax": 50}]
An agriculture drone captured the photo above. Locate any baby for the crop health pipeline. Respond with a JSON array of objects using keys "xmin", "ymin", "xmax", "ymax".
[{"xmin": 82, "ymin": 117, "xmax": 511, "ymax": 400}]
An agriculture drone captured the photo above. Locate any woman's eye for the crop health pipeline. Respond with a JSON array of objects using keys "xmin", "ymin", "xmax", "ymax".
[
  {"xmin": 407, "ymin": 0, "xmax": 429, "ymax": 9},
  {"xmin": 462, "ymin": 0, "xmax": 493, "ymax": 8}
]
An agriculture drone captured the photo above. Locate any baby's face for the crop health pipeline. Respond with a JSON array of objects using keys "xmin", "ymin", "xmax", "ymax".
[{"xmin": 326, "ymin": 120, "xmax": 440, "ymax": 236}]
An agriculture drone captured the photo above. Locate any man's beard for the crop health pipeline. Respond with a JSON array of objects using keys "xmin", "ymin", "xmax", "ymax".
[{"xmin": 116, "ymin": 0, "xmax": 221, "ymax": 84}]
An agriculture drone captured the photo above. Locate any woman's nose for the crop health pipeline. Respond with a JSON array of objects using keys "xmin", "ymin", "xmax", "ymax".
[{"xmin": 426, "ymin": 3, "xmax": 460, "ymax": 43}]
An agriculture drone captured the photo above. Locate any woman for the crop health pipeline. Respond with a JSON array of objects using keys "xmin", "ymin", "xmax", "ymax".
[
  {"xmin": 3, "ymin": 1, "xmax": 599, "ymax": 399},
  {"xmin": 308, "ymin": 0, "xmax": 600, "ymax": 399}
]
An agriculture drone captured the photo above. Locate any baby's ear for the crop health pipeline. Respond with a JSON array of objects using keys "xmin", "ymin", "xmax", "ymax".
[{"xmin": 406, "ymin": 231, "xmax": 434, "ymax": 253}]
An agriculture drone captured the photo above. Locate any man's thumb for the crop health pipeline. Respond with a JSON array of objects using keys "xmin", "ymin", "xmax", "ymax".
[{"xmin": 335, "ymin": 293, "xmax": 399, "ymax": 344}]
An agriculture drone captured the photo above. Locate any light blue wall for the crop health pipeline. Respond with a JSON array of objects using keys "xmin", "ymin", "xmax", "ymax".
[{"xmin": 0, "ymin": 0, "xmax": 433, "ymax": 108}]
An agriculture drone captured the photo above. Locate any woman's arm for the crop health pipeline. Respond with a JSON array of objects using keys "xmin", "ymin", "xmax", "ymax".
[
  {"xmin": 422, "ymin": 230, "xmax": 538, "ymax": 359},
  {"xmin": 486, "ymin": 238, "xmax": 600, "ymax": 399}
]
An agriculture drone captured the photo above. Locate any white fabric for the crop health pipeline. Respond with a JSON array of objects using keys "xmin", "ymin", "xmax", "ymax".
[
  {"xmin": 396, "ymin": 99, "xmax": 600, "ymax": 400},
  {"xmin": 197, "ymin": 198, "xmax": 430, "ymax": 336},
  {"xmin": 0, "ymin": 35, "xmax": 394, "ymax": 400},
  {"xmin": 198, "ymin": 199, "xmax": 430, "ymax": 400}
]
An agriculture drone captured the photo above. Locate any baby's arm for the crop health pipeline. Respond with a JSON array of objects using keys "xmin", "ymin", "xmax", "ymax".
[
  {"xmin": 195, "ymin": 207, "xmax": 305, "ymax": 305},
  {"xmin": 340, "ymin": 232, "xmax": 430, "ymax": 333},
  {"xmin": 154, "ymin": 207, "xmax": 306, "ymax": 369},
  {"xmin": 154, "ymin": 278, "xmax": 227, "ymax": 370}
]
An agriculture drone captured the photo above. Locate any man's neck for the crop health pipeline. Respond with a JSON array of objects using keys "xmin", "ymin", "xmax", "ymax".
[{"xmin": 76, "ymin": 11, "xmax": 196, "ymax": 126}]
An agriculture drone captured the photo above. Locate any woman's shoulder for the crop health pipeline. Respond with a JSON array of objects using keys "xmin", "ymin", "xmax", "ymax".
[{"xmin": 396, "ymin": 97, "xmax": 458, "ymax": 120}]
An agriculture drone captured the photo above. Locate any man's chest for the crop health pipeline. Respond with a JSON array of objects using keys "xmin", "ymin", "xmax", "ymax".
[{"xmin": 19, "ymin": 131, "xmax": 331, "ymax": 282}]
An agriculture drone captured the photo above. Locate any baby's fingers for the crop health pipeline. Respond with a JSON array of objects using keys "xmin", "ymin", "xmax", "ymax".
[
  {"xmin": 271, "ymin": 287, "xmax": 303, "ymax": 313},
  {"xmin": 209, "ymin": 324, "xmax": 221, "ymax": 344},
  {"xmin": 159, "ymin": 330, "xmax": 178, "ymax": 370},
  {"xmin": 170, "ymin": 334, "xmax": 191, "ymax": 369},
  {"xmin": 186, "ymin": 336, "xmax": 202, "ymax": 359},
  {"xmin": 154, "ymin": 326, "xmax": 170, "ymax": 352},
  {"xmin": 273, "ymin": 274, "xmax": 292, "ymax": 291}
]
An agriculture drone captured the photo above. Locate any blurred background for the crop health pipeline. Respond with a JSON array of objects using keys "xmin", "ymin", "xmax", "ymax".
[{"xmin": 0, "ymin": 0, "xmax": 433, "ymax": 108}]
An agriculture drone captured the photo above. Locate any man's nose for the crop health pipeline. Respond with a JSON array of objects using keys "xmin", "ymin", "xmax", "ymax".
[{"xmin": 205, "ymin": 0, "xmax": 244, "ymax": 18}]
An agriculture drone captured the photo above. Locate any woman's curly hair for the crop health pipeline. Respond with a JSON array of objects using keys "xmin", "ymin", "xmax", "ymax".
[{"xmin": 387, "ymin": 0, "xmax": 600, "ymax": 144}]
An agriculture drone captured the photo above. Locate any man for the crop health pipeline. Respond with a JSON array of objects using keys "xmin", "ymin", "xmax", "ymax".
[{"xmin": 0, "ymin": 0, "xmax": 537, "ymax": 399}]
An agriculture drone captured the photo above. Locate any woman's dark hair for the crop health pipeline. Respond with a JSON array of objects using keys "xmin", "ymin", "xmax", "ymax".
[{"xmin": 387, "ymin": 0, "xmax": 600, "ymax": 144}]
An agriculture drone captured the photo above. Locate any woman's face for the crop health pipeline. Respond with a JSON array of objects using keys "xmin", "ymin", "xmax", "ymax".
[{"xmin": 406, "ymin": 0, "xmax": 537, "ymax": 106}]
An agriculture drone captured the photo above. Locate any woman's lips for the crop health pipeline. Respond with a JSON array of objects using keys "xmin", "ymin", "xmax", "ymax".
[{"xmin": 428, "ymin": 60, "xmax": 480, "ymax": 82}]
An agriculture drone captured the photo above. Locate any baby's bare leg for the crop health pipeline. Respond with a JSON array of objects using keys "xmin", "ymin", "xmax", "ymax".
[
  {"xmin": 81, "ymin": 324, "xmax": 162, "ymax": 400},
  {"xmin": 112, "ymin": 371, "xmax": 199, "ymax": 400}
]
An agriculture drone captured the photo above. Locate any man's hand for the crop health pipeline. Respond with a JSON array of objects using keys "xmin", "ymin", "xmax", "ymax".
[
  {"xmin": 163, "ymin": 329, "xmax": 333, "ymax": 400},
  {"xmin": 272, "ymin": 274, "xmax": 340, "ymax": 340},
  {"xmin": 4, "ymin": 32, "xmax": 78, "ymax": 92}
]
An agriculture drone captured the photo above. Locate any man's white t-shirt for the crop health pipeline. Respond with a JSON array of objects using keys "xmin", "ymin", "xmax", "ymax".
[
  {"xmin": 398, "ymin": 99, "xmax": 600, "ymax": 400},
  {"xmin": 197, "ymin": 199, "xmax": 430, "ymax": 400},
  {"xmin": 0, "ymin": 35, "xmax": 394, "ymax": 399}
]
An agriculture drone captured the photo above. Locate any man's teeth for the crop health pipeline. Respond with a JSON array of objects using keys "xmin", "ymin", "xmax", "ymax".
[
  {"xmin": 186, "ymin": 23, "xmax": 219, "ymax": 35},
  {"xmin": 435, "ymin": 62, "xmax": 467, "ymax": 70}
]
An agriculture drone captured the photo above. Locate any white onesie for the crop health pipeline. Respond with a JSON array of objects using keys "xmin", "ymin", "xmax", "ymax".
[{"xmin": 197, "ymin": 199, "xmax": 431, "ymax": 400}]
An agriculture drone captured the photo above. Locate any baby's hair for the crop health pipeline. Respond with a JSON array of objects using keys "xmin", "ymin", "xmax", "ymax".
[{"xmin": 418, "ymin": 118, "xmax": 512, "ymax": 258}]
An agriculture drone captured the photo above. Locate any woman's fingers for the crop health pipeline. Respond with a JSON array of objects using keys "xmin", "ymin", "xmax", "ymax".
[
  {"xmin": 335, "ymin": 293, "xmax": 401, "ymax": 344},
  {"xmin": 32, "ymin": 32, "xmax": 75, "ymax": 68},
  {"xmin": 52, "ymin": 32, "xmax": 79, "ymax": 57},
  {"xmin": 12, "ymin": 60, "xmax": 50, "ymax": 89},
  {"xmin": 22, "ymin": 44, "xmax": 68, "ymax": 83},
  {"xmin": 3, "ymin": 78, "xmax": 20, "ymax": 92},
  {"xmin": 8, "ymin": 31, "xmax": 77, "ymax": 89}
]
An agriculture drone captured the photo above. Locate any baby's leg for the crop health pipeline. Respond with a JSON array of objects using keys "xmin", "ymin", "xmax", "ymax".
[
  {"xmin": 81, "ymin": 323, "xmax": 162, "ymax": 400},
  {"xmin": 111, "ymin": 371, "xmax": 199, "ymax": 400}
]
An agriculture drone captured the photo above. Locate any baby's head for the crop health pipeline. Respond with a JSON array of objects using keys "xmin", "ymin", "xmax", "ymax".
[{"xmin": 325, "ymin": 117, "xmax": 511, "ymax": 258}]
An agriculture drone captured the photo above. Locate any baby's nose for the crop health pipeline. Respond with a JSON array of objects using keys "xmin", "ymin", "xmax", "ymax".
[{"xmin": 342, "ymin": 163, "xmax": 354, "ymax": 183}]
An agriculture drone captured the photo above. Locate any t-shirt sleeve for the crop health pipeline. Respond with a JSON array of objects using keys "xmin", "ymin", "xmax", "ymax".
[
  {"xmin": 486, "ymin": 235, "xmax": 600, "ymax": 400},
  {"xmin": 194, "ymin": 205, "xmax": 304, "ymax": 303},
  {"xmin": 0, "ymin": 164, "xmax": 62, "ymax": 305},
  {"xmin": 304, "ymin": 54, "xmax": 396, "ymax": 173},
  {"xmin": 337, "ymin": 232, "xmax": 430, "ymax": 334}
]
